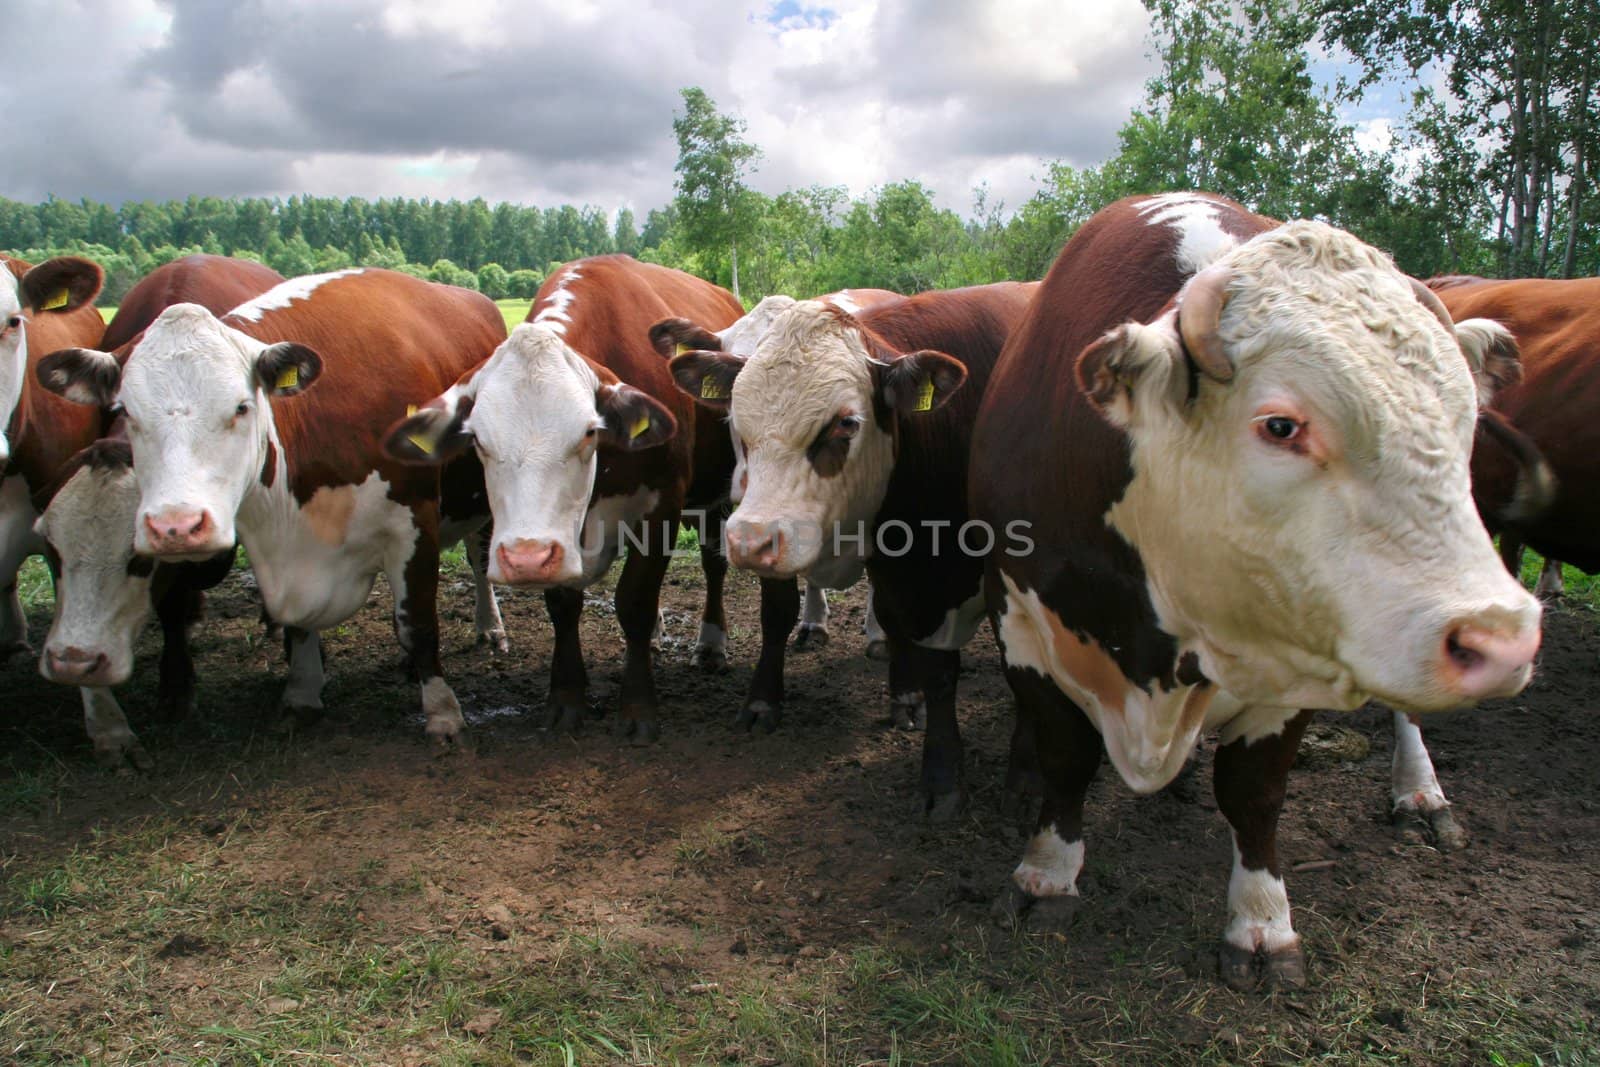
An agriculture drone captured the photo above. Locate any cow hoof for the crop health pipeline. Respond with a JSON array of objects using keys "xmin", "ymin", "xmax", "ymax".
[
  {"xmin": 734, "ymin": 700, "xmax": 778, "ymax": 733},
  {"xmin": 96, "ymin": 740, "xmax": 154, "ymax": 774},
  {"xmin": 613, "ymin": 716, "xmax": 661, "ymax": 744},
  {"xmin": 543, "ymin": 703, "xmax": 584, "ymax": 734},
  {"xmin": 1218, "ymin": 942, "xmax": 1307, "ymax": 992},
  {"xmin": 1025, "ymin": 894, "xmax": 1081, "ymax": 935},
  {"xmin": 273, "ymin": 704, "xmax": 324, "ymax": 733},
  {"xmin": 1393, "ymin": 806, "xmax": 1470, "ymax": 852},
  {"xmin": 156, "ymin": 687, "xmax": 198, "ymax": 723},
  {"xmin": 477, "ymin": 629, "xmax": 510, "ymax": 655},
  {"xmin": 863, "ymin": 639, "xmax": 889, "ymax": 662},
  {"xmin": 428, "ymin": 724, "xmax": 470, "ymax": 753},
  {"xmin": 693, "ymin": 647, "xmax": 730, "ymax": 673},
  {"xmin": 991, "ymin": 882, "xmax": 1034, "ymax": 927},
  {"xmin": 924, "ymin": 787, "xmax": 967, "ymax": 824},
  {"xmin": 792, "ymin": 625, "xmax": 829, "ymax": 652},
  {"xmin": 889, "ymin": 697, "xmax": 925, "ymax": 731}
]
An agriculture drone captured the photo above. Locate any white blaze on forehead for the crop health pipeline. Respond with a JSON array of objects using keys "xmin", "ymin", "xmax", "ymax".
[
  {"xmin": 228, "ymin": 269, "xmax": 365, "ymax": 322},
  {"xmin": 530, "ymin": 268, "xmax": 582, "ymax": 336},
  {"xmin": 1137, "ymin": 192, "xmax": 1239, "ymax": 274},
  {"xmin": 715, "ymin": 295, "xmax": 798, "ymax": 356}
]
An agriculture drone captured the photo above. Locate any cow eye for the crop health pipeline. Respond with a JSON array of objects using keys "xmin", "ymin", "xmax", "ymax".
[
  {"xmin": 585, "ymin": 426, "xmax": 598, "ymax": 438},
  {"xmin": 1256, "ymin": 415, "xmax": 1302, "ymax": 444},
  {"xmin": 4, "ymin": 315, "xmax": 20, "ymax": 330},
  {"xmin": 833, "ymin": 414, "xmax": 863, "ymax": 438},
  {"xmin": 235, "ymin": 402, "xmax": 251, "ymax": 417}
]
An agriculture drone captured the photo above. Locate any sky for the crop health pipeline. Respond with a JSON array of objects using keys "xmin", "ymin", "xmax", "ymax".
[{"xmin": 2, "ymin": 0, "xmax": 1396, "ymax": 217}]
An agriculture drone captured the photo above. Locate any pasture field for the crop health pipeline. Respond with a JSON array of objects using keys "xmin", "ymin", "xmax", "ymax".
[
  {"xmin": 496, "ymin": 298, "xmax": 532, "ymax": 333},
  {"xmin": 2, "ymin": 550, "xmax": 1597, "ymax": 1065}
]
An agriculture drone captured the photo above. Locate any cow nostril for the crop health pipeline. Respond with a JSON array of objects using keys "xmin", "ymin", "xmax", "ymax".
[{"xmin": 1446, "ymin": 630, "xmax": 1484, "ymax": 672}]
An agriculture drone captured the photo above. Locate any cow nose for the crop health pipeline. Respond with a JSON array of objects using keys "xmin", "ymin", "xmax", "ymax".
[
  {"xmin": 496, "ymin": 538, "xmax": 566, "ymax": 586},
  {"xmin": 44, "ymin": 645, "xmax": 110, "ymax": 684},
  {"xmin": 1439, "ymin": 619, "xmax": 1541, "ymax": 701},
  {"xmin": 143, "ymin": 508, "xmax": 215, "ymax": 554},
  {"xmin": 726, "ymin": 520, "xmax": 785, "ymax": 574}
]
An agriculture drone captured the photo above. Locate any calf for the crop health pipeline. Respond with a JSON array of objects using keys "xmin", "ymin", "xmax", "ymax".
[
  {"xmin": 967, "ymin": 192, "xmax": 1541, "ymax": 989},
  {"xmin": 36, "ymin": 269, "xmax": 507, "ymax": 744},
  {"xmin": 383, "ymin": 255, "xmax": 743, "ymax": 740},
  {"xmin": 0, "ymin": 253, "xmax": 105, "ymax": 658},
  {"xmin": 667, "ymin": 282, "xmax": 1038, "ymax": 812}
]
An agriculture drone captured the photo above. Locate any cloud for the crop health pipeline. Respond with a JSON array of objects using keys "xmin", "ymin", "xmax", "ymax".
[{"xmin": 3, "ymin": 0, "xmax": 1156, "ymax": 216}]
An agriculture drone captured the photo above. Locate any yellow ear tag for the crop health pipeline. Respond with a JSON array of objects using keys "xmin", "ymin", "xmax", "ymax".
[
  {"xmin": 40, "ymin": 288, "xmax": 70, "ymax": 311},
  {"xmin": 629, "ymin": 412, "xmax": 651, "ymax": 440},
  {"xmin": 701, "ymin": 377, "xmax": 728, "ymax": 400},
  {"xmin": 407, "ymin": 431, "xmax": 436, "ymax": 455},
  {"xmin": 675, "ymin": 343, "xmax": 692, "ymax": 356},
  {"xmin": 406, "ymin": 404, "xmax": 419, "ymax": 416},
  {"xmin": 913, "ymin": 378, "xmax": 935, "ymax": 412},
  {"xmin": 275, "ymin": 365, "xmax": 299, "ymax": 391}
]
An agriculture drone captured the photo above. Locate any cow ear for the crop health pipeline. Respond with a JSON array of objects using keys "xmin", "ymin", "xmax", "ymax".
[
  {"xmin": 37, "ymin": 348, "xmax": 122, "ymax": 407},
  {"xmin": 650, "ymin": 317, "xmax": 724, "ymax": 358},
  {"xmin": 1076, "ymin": 320, "xmax": 1187, "ymax": 427},
  {"xmin": 255, "ymin": 342, "xmax": 323, "ymax": 397},
  {"xmin": 669, "ymin": 351, "xmax": 745, "ymax": 411},
  {"xmin": 1453, "ymin": 318, "xmax": 1520, "ymax": 408},
  {"xmin": 21, "ymin": 256, "xmax": 103, "ymax": 315},
  {"xmin": 875, "ymin": 350, "xmax": 966, "ymax": 415},
  {"xmin": 384, "ymin": 394, "xmax": 476, "ymax": 465},
  {"xmin": 598, "ymin": 384, "xmax": 676, "ymax": 450}
]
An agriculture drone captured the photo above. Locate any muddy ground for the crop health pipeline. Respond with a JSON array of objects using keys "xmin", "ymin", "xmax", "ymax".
[{"xmin": 2, "ymin": 552, "xmax": 1597, "ymax": 1064}]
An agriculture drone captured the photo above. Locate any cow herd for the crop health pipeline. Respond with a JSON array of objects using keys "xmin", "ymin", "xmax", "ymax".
[{"xmin": 3, "ymin": 190, "xmax": 1585, "ymax": 990}]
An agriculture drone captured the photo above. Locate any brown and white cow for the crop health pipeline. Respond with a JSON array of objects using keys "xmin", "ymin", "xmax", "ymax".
[
  {"xmin": 383, "ymin": 255, "xmax": 743, "ymax": 741},
  {"xmin": 668, "ymin": 282, "xmax": 1038, "ymax": 809},
  {"xmin": 648, "ymin": 287, "xmax": 903, "ymax": 729},
  {"xmin": 21, "ymin": 256, "xmax": 283, "ymax": 768},
  {"xmin": 1, "ymin": 253, "xmax": 106, "ymax": 658},
  {"xmin": 36, "ymin": 268, "xmax": 507, "ymax": 745},
  {"xmin": 968, "ymin": 192, "xmax": 1541, "ymax": 989}
]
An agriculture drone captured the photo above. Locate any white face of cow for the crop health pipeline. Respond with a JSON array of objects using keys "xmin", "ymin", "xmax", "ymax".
[
  {"xmin": 34, "ymin": 453, "xmax": 152, "ymax": 687},
  {"xmin": 0, "ymin": 273, "xmax": 24, "ymax": 464},
  {"xmin": 383, "ymin": 323, "xmax": 675, "ymax": 587},
  {"xmin": 1081, "ymin": 221, "xmax": 1541, "ymax": 713},
  {"xmin": 0, "ymin": 256, "xmax": 104, "ymax": 465},
  {"xmin": 669, "ymin": 301, "xmax": 965, "ymax": 583},
  {"xmin": 33, "ymin": 303, "xmax": 323, "ymax": 561}
]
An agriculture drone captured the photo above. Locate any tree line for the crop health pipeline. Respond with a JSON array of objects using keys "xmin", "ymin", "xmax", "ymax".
[{"xmin": 4, "ymin": 0, "xmax": 1595, "ymax": 308}]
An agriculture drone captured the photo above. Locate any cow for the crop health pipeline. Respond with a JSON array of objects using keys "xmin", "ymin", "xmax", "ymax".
[
  {"xmin": 21, "ymin": 256, "xmax": 282, "ymax": 768},
  {"xmin": 648, "ymin": 287, "xmax": 904, "ymax": 730},
  {"xmin": 1, "ymin": 254, "xmax": 107, "ymax": 659},
  {"xmin": 35, "ymin": 268, "xmax": 508, "ymax": 746},
  {"xmin": 966, "ymin": 191, "xmax": 1541, "ymax": 989},
  {"xmin": 666, "ymin": 281, "xmax": 1039, "ymax": 811},
  {"xmin": 382, "ymin": 255, "xmax": 743, "ymax": 741}
]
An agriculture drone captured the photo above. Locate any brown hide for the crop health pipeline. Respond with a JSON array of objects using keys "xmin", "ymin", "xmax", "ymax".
[{"xmin": 102, "ymin": 255, "xmax": 287, "ymax": 351}]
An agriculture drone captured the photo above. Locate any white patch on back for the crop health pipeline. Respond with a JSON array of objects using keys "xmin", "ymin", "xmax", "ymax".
[
  {"xmin": 825, "ymin": 290, "xmax": 862, "ymax": 315},
  {"xmin": 227, "ymin": 269, "xmax": 365, "ymax": 322},
  {"xmin": 531, "ymin": 268, "xmax": 582, "ymax": 336},
  {"xmin": 1137, "ymin": 192, "xmax": 1238, "ymax": 274}
]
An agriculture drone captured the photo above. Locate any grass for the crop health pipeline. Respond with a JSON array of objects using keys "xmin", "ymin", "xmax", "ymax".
[{"xmin": 495, "ymin": 298, "xmax": 530, "ymax": 334}]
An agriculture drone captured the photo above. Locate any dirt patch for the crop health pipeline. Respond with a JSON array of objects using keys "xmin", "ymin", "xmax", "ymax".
[{"xmin": 2, "ymin": 556, "xmax": 1597, "ymax": 1063}]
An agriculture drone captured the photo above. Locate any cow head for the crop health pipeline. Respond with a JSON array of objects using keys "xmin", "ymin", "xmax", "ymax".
[
  {"xmin": 1076, "ymin": 221, "xmax": 1540, "ymax": 713},
  {"xmin": 35, "ymin": 302, "xmax": 321, "ymax": 559},
  {"xmin": 0, "ymin": 256, "xmax": 103, "ymax": 465},
  {"xmin": 669, "ymin": 301, "xmax": 964, "ymax": 583},
  {"xmin": 32, "ymin": 442, "xmax": 154, "ymax": 686},
  {"xmin": 383, "ymin": 323, "xmax": 675, "ymax": 587}
]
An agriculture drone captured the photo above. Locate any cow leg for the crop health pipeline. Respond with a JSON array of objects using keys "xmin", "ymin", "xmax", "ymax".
[
  {"xmin": 612, "ymin": 517, "xmax": 676, "ymax": 743},
  {"xmin": 1213, "ymin": 707, "xmax": 1313, "ymax": 991},
  {"xmin": 863, "ymin": 584, "xmax": 889, "ymax": 661},
  {"xmin": 907, "ymin": 642, "xmax": 965, "ymax": 821},
  {"xmin": 1390, "ymin": 710, "xmax": 1468, "ymax": 851},
  {"xmin": 993, "ymin": 666, "xmax": 1102, "ymax": 927},
  {"xmin": 81, "ymin": 686, "xmax": 152, "ymax": 772},
  {"xmin": 1498, "ymin": 531, "xmax": 1524, "ymax": 576},
  {"xmin": 793, "ymin": 583, "xmax": 830, "ymax": 651},
  {"xmin": 544, "ymin": 586, "xmax": 587, "ymax": 732},
  {"xmin": 735, "ymin": 576, "xmax": 799, "ymax": 734},
  {"xmin": 277, "ymin": 626, "xmax": 325, "ymax": 728},
  {"xmin": 390, "ymin": 511, "xmax": 466, "ymax": 747},
  {"xmin": 886, "ymin": 633, "xmax": 926, "ymax": 730},
  {"xmin": 1534, "ymin": 556, "xmax": 1565, "ymax": 598},
  {"xmin": 694, "ymin": 517, "xmax": 730, "ymax": 671},
  {"xmin": 1001, "ymin": 683, "xmax": 1044, "ymax": 819},
  {"xmin": 153, "ymin": 578, "xmax": 202, "ymax": 721},
  {"xmin": 463, "ymin": 523, "xmax": 508, "ymax": 653},
  {"xmin": 0, "ymin": 476, "xmax": 37, "ymax": 660}
]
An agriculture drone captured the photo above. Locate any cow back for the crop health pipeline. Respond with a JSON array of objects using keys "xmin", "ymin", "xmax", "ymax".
[{"xmin": 103, "ymin": 255, "xmax": 287, "ymax": 351}]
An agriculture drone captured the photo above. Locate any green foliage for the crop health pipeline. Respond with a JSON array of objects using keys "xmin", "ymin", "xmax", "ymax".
[{"xmin": 673, "ymin": 87, "xmax": 763, "ymax": 298}]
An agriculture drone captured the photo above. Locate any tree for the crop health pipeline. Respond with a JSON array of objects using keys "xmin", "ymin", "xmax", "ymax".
[
  {"xmin": 672, "ymin": 86, "xmax": 763, "ymax": 299},
  {"xmin": 477, "ymin": 262, "xmax": 510, "ymax": 299}
]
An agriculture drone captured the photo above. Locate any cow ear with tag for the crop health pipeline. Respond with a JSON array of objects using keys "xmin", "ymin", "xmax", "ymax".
[
  {"xmin": 875, "ymin": 350, "xmax": 966, "ymax": 416},
  {"xmin": 255, "ymin": 342, "xmax": 323, "ymax": 397},
  {"xmin": 598, "ymin": 384, "xmax": 676, "ymax": 451},
  {"xmin": 21, "ymin": 256, "xmax": 104, "ymax": 316},
  {"xmin": 668, "ymin": 352, "xmax": 746, "ymax": 411},
  {"xmin": 36, "ymin": 348, "xmax": 123, "ymax": 407},
  {"xmin": 649, "ymin": 317, "xmax": 724, "ymax": 359},
  {"xmin": 1076, "ymin": 318, "xmax": 1187, "ymax": 428},
  {"xmin": 383, "ymin": 394, "xmax": 476, "ymax": 465}
]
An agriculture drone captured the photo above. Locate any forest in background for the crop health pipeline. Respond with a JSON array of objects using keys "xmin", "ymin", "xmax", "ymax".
[{"xmin": 3, "ymin": 0, "xmax": 1595, "ymax": 306}]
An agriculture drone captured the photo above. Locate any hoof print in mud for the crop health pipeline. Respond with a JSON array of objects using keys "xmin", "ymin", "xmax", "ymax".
[
  {"xmin": 792, "ymin": 625, "xmax": 829, "ymax": 652},
  {"xmin": 1392, "ymin": 806, "xmax": 1470, "ymax": 852},
  {"xmin": 1218, "ymin": 942, "xmax": 1307, "ymax": 992}
]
